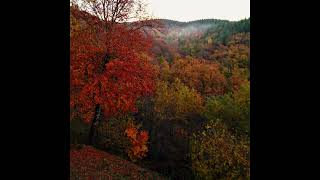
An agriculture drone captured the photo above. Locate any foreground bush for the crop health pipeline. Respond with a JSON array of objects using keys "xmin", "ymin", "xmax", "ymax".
[
  {"xmin": 190, "ymin": 120, "xmax": 250, "ymax": 179},
  {"xmin": 94, "ymin": 115, "xmax": 149, "ymax": 161},
  {"xmin": 125, "ymin": 121, "xmax": 149, "ymax": 161}
]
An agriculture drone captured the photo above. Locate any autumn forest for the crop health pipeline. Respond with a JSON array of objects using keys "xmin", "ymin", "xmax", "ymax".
[{"xmin": 70, "ymin": 0, "xmax": 250, "ymax": 179}]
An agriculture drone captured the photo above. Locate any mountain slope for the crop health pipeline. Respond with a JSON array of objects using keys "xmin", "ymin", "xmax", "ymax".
[{"xmin": 70, "ymin": 145, "xmax": 167, "ymax": 180}]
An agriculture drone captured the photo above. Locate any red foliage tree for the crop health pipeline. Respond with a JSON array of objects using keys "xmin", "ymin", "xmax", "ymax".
[{"xmin": 70, "ymin": 6, "xmax": 156, "ymax": 144}]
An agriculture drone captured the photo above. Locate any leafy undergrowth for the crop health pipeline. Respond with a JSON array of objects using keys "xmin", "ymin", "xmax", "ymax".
[{"xmin": 70, "ymin": 145, "xmax": 167, "ymax": 180}]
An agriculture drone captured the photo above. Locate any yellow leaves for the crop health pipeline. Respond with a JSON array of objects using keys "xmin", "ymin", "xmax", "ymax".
[
  {"xmin": 190, "ymin": 120, "xmax": 250, "ymax": 179},
  {"xmin": 159, "ymin": 59, "xmax": 171, "ymax": 81},
  {"xmin": 140, "ymin": 144, "xmax": 148, "ymax": 152},
  {"xmin": 154, "ymin": 79, "xmax": 204, "ymax": 120},
  {"xmin": 207, "ymin": 37, "xmax": 213, "ymax": 45}
]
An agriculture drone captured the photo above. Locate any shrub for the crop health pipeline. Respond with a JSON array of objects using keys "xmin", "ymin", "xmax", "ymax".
[
  {"xmin": 190, "ymin": 120, "xmax": 250, "ymax": 179},
  {"xmin": 125, "ymin": 121, "xmax": 149, "ymax": 161},
  {"xmin": 94, "ymin": 115, "xmax": 149, "ymax": 161}
]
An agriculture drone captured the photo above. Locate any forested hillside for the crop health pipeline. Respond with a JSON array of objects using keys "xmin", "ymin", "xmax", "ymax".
[{"xmin": 70, "ymin": 0, "xmax": 250, "ymax": 179}]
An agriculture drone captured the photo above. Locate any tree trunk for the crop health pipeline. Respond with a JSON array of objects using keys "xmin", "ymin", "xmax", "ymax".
[
  {"xmin": 88, "ymin": 104, "xmax": 101, "ymax": 145},
  {"xmin": 88, "ymin": 54, "xmax": 110, "ymax": 145}
]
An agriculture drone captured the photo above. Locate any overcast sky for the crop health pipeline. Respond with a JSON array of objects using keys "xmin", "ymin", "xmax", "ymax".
[{"xmin": 146, "ymin": 0, "xmax": 250, "ymax": 22}]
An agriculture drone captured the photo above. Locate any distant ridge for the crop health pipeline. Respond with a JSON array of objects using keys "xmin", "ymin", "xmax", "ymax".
[
  {"xmin": 148, "ymin": 18, "xmax": 249, "ymax": 24},
  {"xmin": 142, "ymin": 18, "xmax": 249, "ymax": 29}
]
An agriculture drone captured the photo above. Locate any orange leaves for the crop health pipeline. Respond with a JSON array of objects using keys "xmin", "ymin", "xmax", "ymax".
[
  {"xmin": 170, "ymin": 58, "xmax": 227, "ymax": 96},
  {"xmin": 125, "ymin": 123, "xmax": 149, "ymax": 161},
  {"xmin": 125, "ymin": 127, "xmax": 138, "ymax": 139},
  {"xmin": 139, "ymin": 131, "xmax": 149, "ymax": 143}
]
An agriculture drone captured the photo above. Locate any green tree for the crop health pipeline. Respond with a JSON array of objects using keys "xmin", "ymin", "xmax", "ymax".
[{"xmin": 203, "ymin": 82, "xmax": 250, "ymax": 134}]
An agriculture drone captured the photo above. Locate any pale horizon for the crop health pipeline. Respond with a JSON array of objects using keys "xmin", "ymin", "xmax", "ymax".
[{"xmin": 146, "ymin": 0, "xmax": 250, "ymax": 22}]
